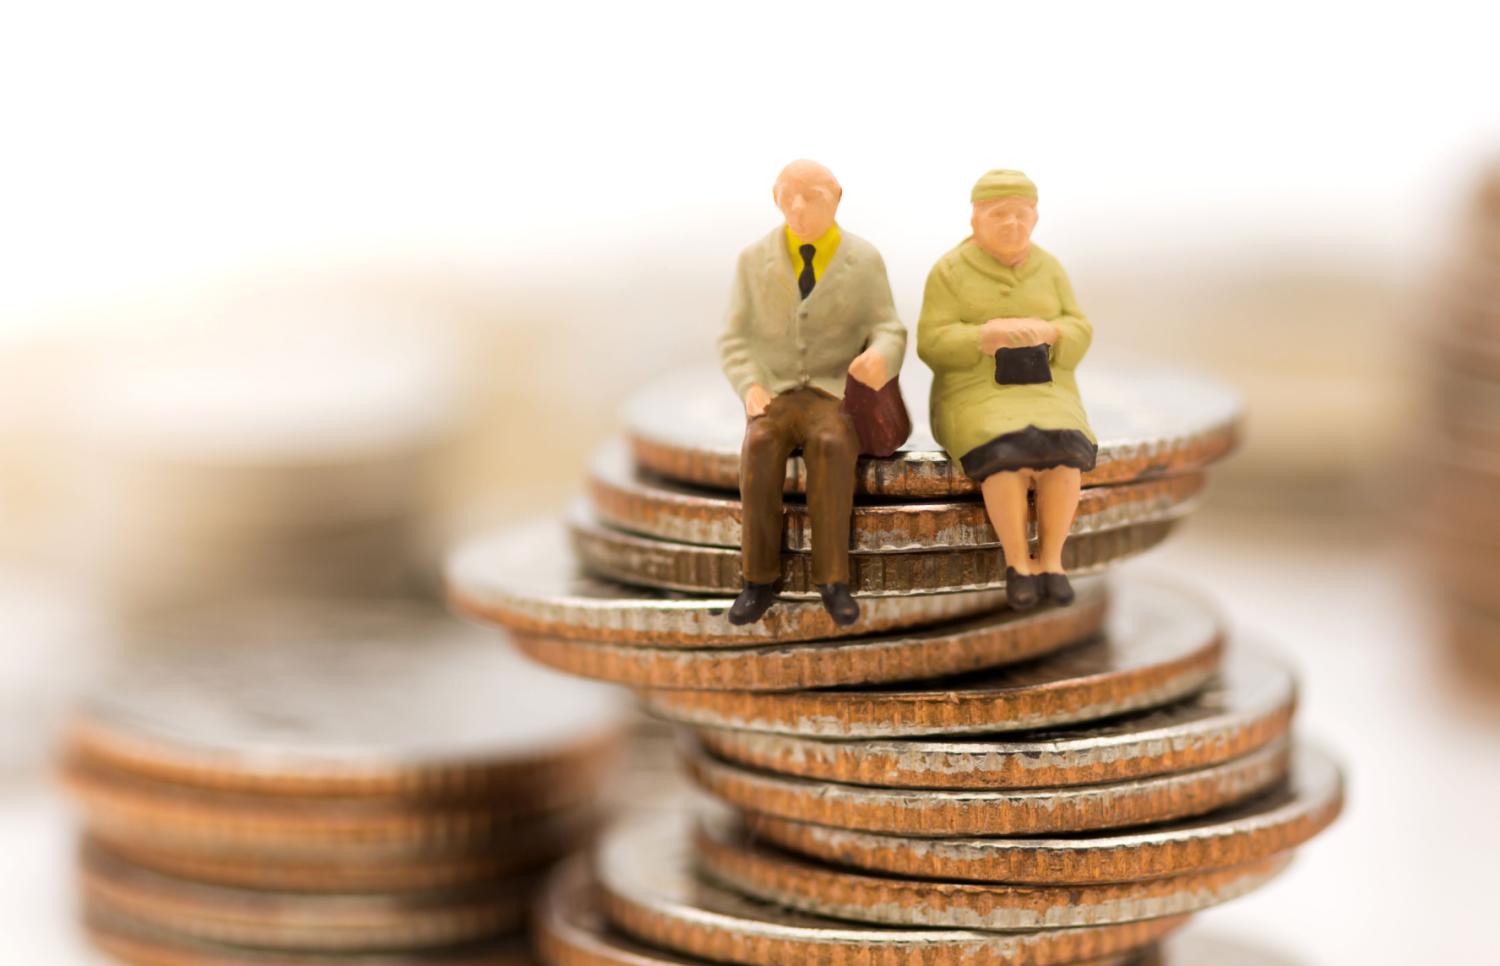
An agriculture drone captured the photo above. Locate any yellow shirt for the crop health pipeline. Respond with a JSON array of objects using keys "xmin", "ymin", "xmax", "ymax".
[{"xmin": 785, "ymin": 223, "xmax": 841, "ymax": 283}]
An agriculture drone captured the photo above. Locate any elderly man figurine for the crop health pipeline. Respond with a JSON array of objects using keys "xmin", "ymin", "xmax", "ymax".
[
  {"xmin": 719, "ymin": 159, "xmax": 907, "ymax": 627},
  {"xmin": 917, "ymin": 169, "xmax": 1096, "ymax": 611}
]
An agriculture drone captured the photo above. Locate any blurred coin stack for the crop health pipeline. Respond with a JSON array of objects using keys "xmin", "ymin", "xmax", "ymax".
[
  {"xmin": 60, "ymin": 602, "xmax": 628, "ymax": 965},
  {"xmin": 1428, "ymin": 162, "xmax": 1500, "ymax": 678},
  {"xmin": 449, "ymin": 366, "xmax": 1346, "ymax": 965}
]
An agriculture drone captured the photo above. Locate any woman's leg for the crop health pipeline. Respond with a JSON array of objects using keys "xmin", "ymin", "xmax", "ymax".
[
  {"xmin": 1034, "ymin": 466, "xmax": 1082, "ymax": 573},
  {"xmin": 981, "ymin": 470, "xmax": 1035, "ymax": 575}
]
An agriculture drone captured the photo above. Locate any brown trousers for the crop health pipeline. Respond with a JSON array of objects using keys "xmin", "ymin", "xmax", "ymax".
[{"xmin": 739, "ymin": 388, "xmax": 859, "ymax": 586}]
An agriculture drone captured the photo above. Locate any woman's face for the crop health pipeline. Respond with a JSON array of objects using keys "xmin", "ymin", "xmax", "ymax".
[{"xmin": 971, "ymin": 197, "xmax": 1038, "ymax": 262}]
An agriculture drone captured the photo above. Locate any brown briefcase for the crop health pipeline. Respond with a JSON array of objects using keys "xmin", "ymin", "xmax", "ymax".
[{"xmin": 841, "ymin": 372, "xmax": 912, "ymax": 458}]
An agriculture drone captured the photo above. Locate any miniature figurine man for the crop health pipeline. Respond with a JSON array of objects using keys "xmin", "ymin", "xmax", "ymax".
[
  {"xmin": 719, "ymin": 159, "xmax": 907, "ymax": 627},
  {"xmin": 917, "ymin": 170, "xmax": 1096, "ymax": 611}
]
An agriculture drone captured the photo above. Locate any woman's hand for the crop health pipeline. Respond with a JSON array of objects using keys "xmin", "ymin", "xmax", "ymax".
[{"xmin": 979, "ymin": 317, "xmax": 1059, "ymax": 354}]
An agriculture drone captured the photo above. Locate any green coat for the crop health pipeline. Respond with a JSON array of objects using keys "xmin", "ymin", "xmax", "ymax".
[{"xmin": 916, "ymin": 239, "xmax": 1095, "ymax": 462}]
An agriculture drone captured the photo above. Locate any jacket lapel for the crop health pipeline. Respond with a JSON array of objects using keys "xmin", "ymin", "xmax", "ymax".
[{"xmin": 759, "ymin": 227, "xmax": 798, "ymax": 301}]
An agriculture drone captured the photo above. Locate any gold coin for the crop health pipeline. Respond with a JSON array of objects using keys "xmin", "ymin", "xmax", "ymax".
[
  {"xmin": 641, "ymin": 578, "xmax": 1224, "ymax": 737},
  {"xmin": 509, "ymin": 582, "xmax": 1106, "ymax": 691}
]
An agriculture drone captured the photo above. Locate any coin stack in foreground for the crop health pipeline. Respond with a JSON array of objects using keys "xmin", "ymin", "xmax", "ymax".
[
  {"xmin": 61, "ymin": 602, "xmax": 628, "ymax": 965},
  {"xmin": 449, "ymin": 364, "xmax": 1346, "ymax": 965},
  {"xmin": 1428, "ymin": 161, "xmax": 1500, "ymax": 679}
]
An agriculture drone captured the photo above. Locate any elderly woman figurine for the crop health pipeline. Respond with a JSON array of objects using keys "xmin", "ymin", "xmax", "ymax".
[{"xmin": 917, "ymin": 170, "xmax": 1096, "ymax": 610}]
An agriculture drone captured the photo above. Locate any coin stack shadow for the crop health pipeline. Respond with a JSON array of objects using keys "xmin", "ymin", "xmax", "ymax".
[
  {"xmin": 1428, "ymin": 160, "xmax": 1500, "ymax": 680},
  {"xmin": 448, "ymin": 365, "xmax": 1347, "ymax": 965},
  {"xmin": 59, "ymin": 602, "xmax": 628, "ymax": 965}
]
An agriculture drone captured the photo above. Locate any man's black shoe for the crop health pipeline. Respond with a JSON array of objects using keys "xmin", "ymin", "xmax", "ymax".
[
  {"xmin": 728, "ymin": 581, "xmax": 778, "ymax": 625},
  {"xmin": 817, "ymin": 582, "xmax": 860, "ymax": 627}
]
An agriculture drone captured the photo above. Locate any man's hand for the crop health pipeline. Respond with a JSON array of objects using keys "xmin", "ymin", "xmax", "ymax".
[
  {"xmin": 745, "ymin": 384, "xmax": 774, "ymax": 418},
  {"xmin": 979, "ymin": 317, "xmax": 1059, "ymax": 355},
  {"xmin": 847, "ymin": 348, "xmax": 891, "ymax": 389}
]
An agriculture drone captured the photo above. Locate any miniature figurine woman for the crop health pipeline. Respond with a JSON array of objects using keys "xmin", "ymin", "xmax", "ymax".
[{"xmin": 917, "ymin": 170, "xmax": 1095, "ymax": 610}]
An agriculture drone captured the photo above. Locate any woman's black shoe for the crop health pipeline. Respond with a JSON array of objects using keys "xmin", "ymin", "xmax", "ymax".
[
  {"xmin": 728, "ymin": 581, "xmax": 778, "ymax": 625},
  {"xmin": 1005, "ymin": 566, "xmax": 1040, "ymax": 610},
  {"xmin": 817, "ymin": 583, "xmax": 861, "ymax": 627},
  {"xmin": 1040, "ymin": 572, "xmax": 1075, "ymax": 604}
]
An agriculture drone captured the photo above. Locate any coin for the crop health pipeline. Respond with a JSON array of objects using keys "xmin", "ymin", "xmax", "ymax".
[
  {"xmin": 694, "ymin": 811, "xmax": 1292, "ymax": 929},
  {"xmin": 67, "ymin": 601, "xmax": 629, "ymax": 799},
  {"xmin": 507, "ymin": 581, "xmax": 1107, "ymax": 692},
  {"xmin": 81, "ymin": 841, "xmax": 534, "ymax": 952},
  {"xmin": 684, "ymin": 736, "xmax": 1290, "ymax": 836},
  {"xmin": 446, "ymin": 521, "xmax": 1010, "ymax": 646},
  {"xmin": 746, "ymin": 745, "xmax": 1343, "ymax": 884},
  {"xmin": 641, "ymin": 579, "xmax": 1223, "ymax": 737},
  {"xmin": 692, "ymin": 647, "xmax": 1295, "ymax": 786},
  {"xmin": 587, "ymin": 438, "xmax": 1205, "ymax": 551},
  {"xmin": 62, "ymin": 756, "xmax": 586, "ymax": 850},
  {"xmin": 571, "ymin": 507, "xmax": 1176, "ymax": 598},
  {"xmin": 533, "ymin": 857, "xmax": 709, "ymax": 966},
  {"xmin": 595, "ymin": 812, "xmax": 1188, "ymax": 966},
  {"xmin": 625, "ymin": 366, "xmax": 1241, "ymax": 497},
  {"xmin": 85, "ymin": 905, "xmax": 539, "ymax": 965}
]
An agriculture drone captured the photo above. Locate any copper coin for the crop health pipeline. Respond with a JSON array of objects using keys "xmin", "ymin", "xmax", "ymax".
[
  {"xmin": 85, "ymin": 906, "xmax": 537, "ymax": 965},
  {"xmin": 596, "ymin": 812, "xmax": 1188, "ymax": 966},
  {"xmin": 685, "ymin": 736, "xmax": 1290, "ymax": 836},
  {"xmin": 68, "ymin": 600, "xmax": 629, "ymax": 799},
  {"xmin": 625, "ymin": 366, "xmax": 1240, "ymax": 498},
  {"xmin": 571, "ymin": 507, "xmax": 1177, "ymax": 598},
  {"xmin": 641, "ymin": 578, "xmax": 1224, "ymax": 737},
  {"xmin": 62, "ymin": 757, "xmax": 597, "ymax": 851},
  {"xmin": 694, "ymin": 811, "xmax": 1292, "ymax": 929},
  {"xmin": 533, "ymin": 857, "xmax": 709, "ymax": 966},
  {"xmin": 692, "ymin": 646, "xmax": 1294, "ymax": 786},
  {"xmin": 588, "ymin": 438, "xmax": 1205, "ymax": 551},
  {"xmin": 81, "ymin": 841, "xmax": 534, "ymax": 953},
  {"xmin": 508, "ymin": 582, "xmax": 1106, "ymax": 692},
  {"xmin": 446, "ymin": 520, "xmax": 1010, "ymax": 646},
  {"xmin": 746, "ymin": 745, "xmax": 1343, "ymax": 884}
]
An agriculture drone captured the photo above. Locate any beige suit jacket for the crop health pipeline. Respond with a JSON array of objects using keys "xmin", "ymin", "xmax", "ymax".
[{"xmin": 718, "ymin": 227, "xmax": 907, "ymax": 401}]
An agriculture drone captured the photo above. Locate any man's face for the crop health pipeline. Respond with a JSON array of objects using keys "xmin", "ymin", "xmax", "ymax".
[
  {"xmin": 971, "ymin": 197, "xmax": 1038, "ymax": 261},
  {"xmin": 775, "ymin": 174, "xmax": 841, "ymax": 241}
]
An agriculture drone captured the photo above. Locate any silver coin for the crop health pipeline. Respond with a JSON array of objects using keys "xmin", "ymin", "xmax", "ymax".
[
  {"xmin": 694, "ymin": 809, "xmax": 1292, "ymax": 930},
  {"xmin": 571, "ymin": 506, "xmax": 1177, "ymax": 598},
  {"xmin": 693, "ymin": 646, "xmax": 1296, "ymax": 787},
  {"xmin": 595, "ymin": 811, "xmax": 1188, "ymax": 966},
  {"xmin": 446, "ymin": 520, "xmax": 1012, "ymax": 646},
  {"xmin": 625, "ymin": 365, "xmax": 1241, "ymax": 497},
  {"xmin": 588, "ymin": 437, "xmax": 1204, "ymax": 551},
  {"xmin": 73, "ymin": 600, "xmax": 630, "ymax": 790},
  {"xmin": 682, "ymin": 737, "xmax": 1291, "ymax": 836},
  {"xmin": 641, "ymin": 578, "xmax": 1224, "ymax": 738},
  {"xmin": 746, "ymin": 745, "xmax": 1344, "ymax": 884}
]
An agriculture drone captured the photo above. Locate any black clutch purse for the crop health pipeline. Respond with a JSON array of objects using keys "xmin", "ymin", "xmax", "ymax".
[{"xmin": 994, "ymin": 345, "xmax": 1052, "ymax": 385}]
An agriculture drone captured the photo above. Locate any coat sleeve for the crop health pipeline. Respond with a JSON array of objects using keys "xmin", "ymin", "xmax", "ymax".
[
  {"xmin": 860, "ymin": 249, "xmax": 907, "ymax": 378},
  {"xmin": 1048, "ymin": 261, "xmax": 1093, "ymax": 371},
  {"xmin": 717, "ymin": 252, "xmax": 763, "ymax": 400},
  {"xmin": 917, "ymin": 263, "xmax": 982, "ymax": 372}
]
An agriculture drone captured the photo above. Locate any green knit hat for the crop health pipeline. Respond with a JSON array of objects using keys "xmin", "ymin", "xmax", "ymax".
[{"xmin": 971, "ymin": 169, "xmax": 1038, "ymax": 204}]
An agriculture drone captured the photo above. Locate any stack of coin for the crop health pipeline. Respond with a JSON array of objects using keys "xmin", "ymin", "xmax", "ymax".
[
  {"xmin": 1428, "ymin": 161, "xmax": 1500, "ymax": 678},
  {"xmin": 448, "ymin": 363, "xmax": 1346, "ymax": 965},
  {"xmin": 60, "ymin": 602, "xmax": 629, "ymax": 965}
]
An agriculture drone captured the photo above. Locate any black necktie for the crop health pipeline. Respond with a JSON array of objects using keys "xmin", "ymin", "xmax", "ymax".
[{"xmin": 798, "ymin": 243, "xmax": 816, "ymax": 299}]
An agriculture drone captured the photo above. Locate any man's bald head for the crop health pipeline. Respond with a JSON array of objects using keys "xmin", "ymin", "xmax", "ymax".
[{"xmin": 773, "ymin": 159, "xmax": 842, "ymax": 241}]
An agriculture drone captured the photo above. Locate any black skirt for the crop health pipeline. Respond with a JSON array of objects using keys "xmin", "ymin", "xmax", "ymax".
[{"xmin": 959, "ymin": 426, "xmax": 1098, "ymax": 481}]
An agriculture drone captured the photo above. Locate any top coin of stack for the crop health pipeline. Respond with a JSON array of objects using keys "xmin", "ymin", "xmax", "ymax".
[
  {"xmin": 60, "ymin": 601, "xmax": 629, "ymax": 965},
  {"xmin": 445, "ymin": 357, "xmax": 1349, "ymax": 965},
  {"xmin": 1427, "ymin": 161, "xmax": 1500, "ymax": 678}
]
